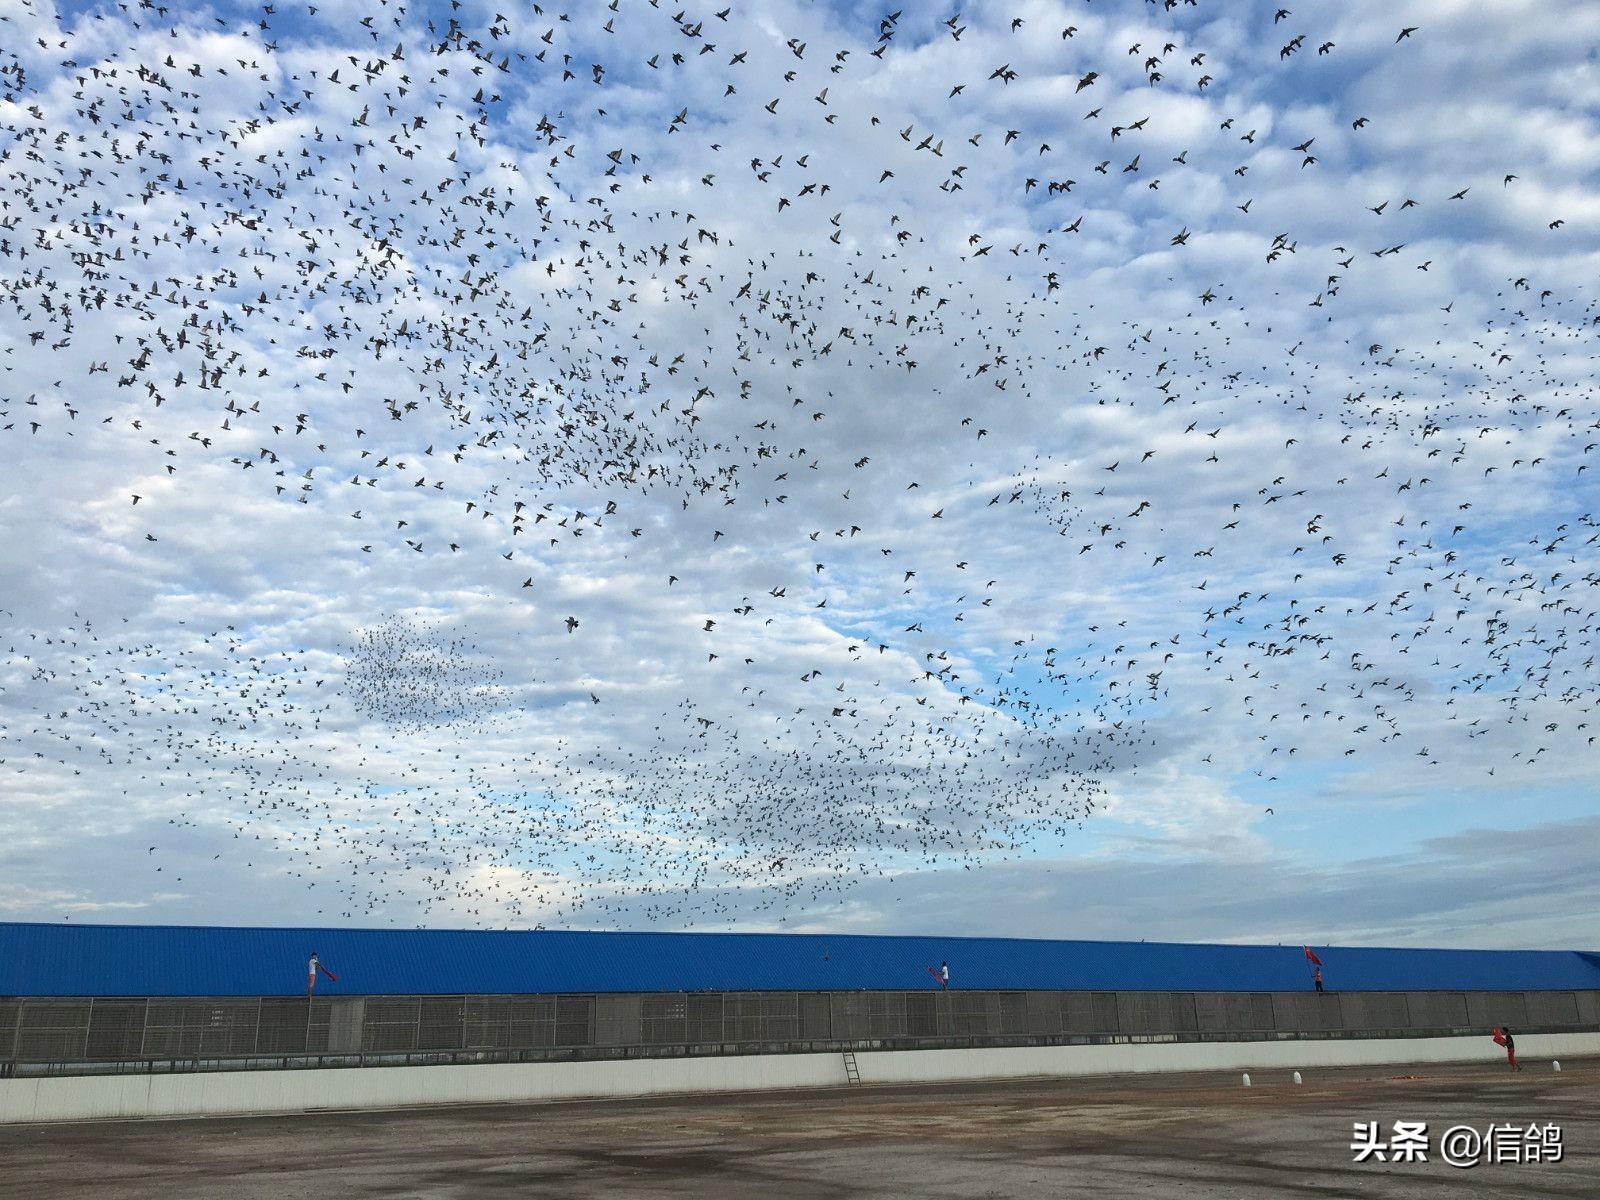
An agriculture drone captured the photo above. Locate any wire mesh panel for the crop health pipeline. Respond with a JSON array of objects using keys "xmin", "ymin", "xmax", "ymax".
[
  {"xmin": 1247, "ymin": 992, "xmax": 1276, "ymax": 1030},
  {"xmin": 1197, "ymin": 992, "xmax": 1273, "ymax": 1033},
  {"xmin": 1024, "ymin": 991, "xmax": 1062, "ymax": 1035},
  {"xmin": 1165, "ymin": 992, "xmax": 1199, "ymax": 1032},
  {"xmin": 1577, "ymin": 991, "xmax": 1600, "ymax": 1025},
  {"xmin": 905, "ymin": 991, "xmax": 937, "ymax": 1037},
  {"xmin": 555, "ymin": 997, "xmax": 595, "ymax": 1046},
  {"xmin": 1115, "ymin": 992, "xmax": 1181, "ymax": 1035},
  {"xmin": 869, "ymin": 991, "xmax": 907, "ymax": 1037},
  {"xmin": 1060, "ymin": 991, "xmax": 1115, "ymax": 1033},
  {"xmin": 945, "ymin": 991, "xmax": 1027, "ymax": 1035},
  {"xmin": 946, "ymin": 991, "xmax": 991, "ymax": 1035},
  {"xmin": 510, "ymin": 998, "xmax": 559, "ymax": 1048},
  {"xmin": 141, "ymin": 1002, "xmax": 201, "ymax": 1057},
  {"xmin": 417, "ymin": 998, "xmax": 465, "ymax": 1050},
  {"xmin": 423, "ymin": 995, "xmax": 596, "ymax": 1050},
  {"xmin": 1059, "ymin": 993, "xmax": 1090, "ymax": 1032},
  {"xmin": 1314, "ymin": 992, "xmax": 1345, "ymax": 1030},
  {"xmin": 85, "ymin": 1000, "xmax": 147, "ymax": 1060},
  {"xmin": 594, "ymin": 994, "xmax": 642, "ymax": 1046},
  {"xmin": 798, "ymin": 992, "xmax": 831, "ymax": 1039},
  {"xmin": 685, "ymin": 994, "xmax": 722, "ymax": 1044},
  {"xmin": 723, "ymin": 993, "xmax": 759, "ymax": 1042},
  {"xmin": 725, "ymin": 993, "xmax": 799, "ymax": 1042},
  {"xmin": 762, "ymin": 993, "xmax": 801, "ymax": 1041},
  {"xmin": 363, "ymin": 999, "xmax": 421, "ymax": 1053},
  {"xmin": 1340, "ymin": 992, "xmax": 1409, "ymax": 1031},
  {"xmin": 0, "ymin": 987, "xmax": 1584, "ymax": 1073},
  {"xmin": 462, "ymin": 998, "xmax": 513, "ymax": 1049},
  {"xmin": 14, "ymin": 1002, "xmax": 90, "ymax": 1061},
  {"xmin": 1523, "ymin": 991, "xmax": 1580, "ymax": 1027},
  {"xmin": 829, "ymin": 991, "xmax": 911, "ymax": 1039},
  {"xmin": 142, "ymin": 1000, "xmax": 260, "ymax": 1058},
  {"xmin": 204, "ymin": 1002, "xmax": 263, "ymax": 1057},
  {"xmin": 1091, "ymin": 991, "xmax": 1121, "ymax": 1032},
  {"xmin": 0, "ymin": 1000, "xmax": 18, "ymax": 1062},
  {"xmin": 1466, "ymin": 991, "xmax": 1529, "ymax": 1029},
  {"xmin": 1270, "ymin": 992, "xmax": 1344, "ymax": 1033},
  {"xmin": 257, "ymin": 998, "xmax": 330, "ymax": 1054},
  {"xmin": 641, "ymin": 995, "xmax": 687, "ymax": 1045},
  {"xmin": 1193, "ymin": 993, "xmax": 1226, "ymax": 1032},
  {"xmin": 1405, "ymin": 992, "xmax": 1469, "ymax": 1029},
  {"xmin": 995, "ymin": 992, "xmax": 1028, "ymax": 1035},
  {"xmin": 829, "ymin": 993, "xmax": 866, "ymax": 1040}
]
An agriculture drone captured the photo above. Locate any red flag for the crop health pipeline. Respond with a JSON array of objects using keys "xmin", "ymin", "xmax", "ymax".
[{"xmin": 1302, "ymin": 946, "xmax": 1323, "ymax": 966}]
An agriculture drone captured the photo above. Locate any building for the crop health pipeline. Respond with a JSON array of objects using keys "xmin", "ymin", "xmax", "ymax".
[{"xmin": 3, "ymin": 922, "xmax": 1597, "ymax": 1123}]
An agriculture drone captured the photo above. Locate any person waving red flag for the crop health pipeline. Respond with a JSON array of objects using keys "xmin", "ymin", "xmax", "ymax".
[
  {"xmin": 1303, "ymin": 946, "xmax": 1326, "ymax": 991},
  {"xmin": 1493, "ymin": 1026, "xmax": 1519, "ymax": 1071},
  {"xmin": 307, "ymin": 952, "xmax": 338, "ymax": 998}
]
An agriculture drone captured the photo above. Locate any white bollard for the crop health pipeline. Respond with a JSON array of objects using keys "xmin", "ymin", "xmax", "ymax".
[
  {"xmin": 1552, "ymin": 1061, "xmax": 1561, "ymax": 1072},
  {"xmin": 1241, "ymin": 1072, "xmax": 1252, "ymax": 1087},
  {"xmin": 1292, "ymin": 1071, "xmax": 1303, "ymax": 1085}
]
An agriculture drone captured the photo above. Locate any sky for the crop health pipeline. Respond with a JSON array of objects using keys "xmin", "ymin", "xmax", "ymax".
[{"xmin": 1, "ymin": 0, "xmax": 1598, "ymax": 949}]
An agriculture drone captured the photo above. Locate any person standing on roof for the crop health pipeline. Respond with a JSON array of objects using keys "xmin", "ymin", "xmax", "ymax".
[
  {"xmin": 940, "ymin": 961, "xmax": 949, "ymax": 989},
  {"xmin": 307, "ymin": 952, "xmax": 338, "ymax": 998},
  {"xmin": 1303, "ymin": 945, "xmax": 1324, "ymax": 992}
]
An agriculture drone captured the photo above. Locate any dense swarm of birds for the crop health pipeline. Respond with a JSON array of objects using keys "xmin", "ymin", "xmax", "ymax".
[
  {"xmin": 346, "ymin": 615, "xmax": 507, "ymax": 731},
  {"xmin": 0, "ymin": 0, "xmax": 1596, "ymax": 927}
]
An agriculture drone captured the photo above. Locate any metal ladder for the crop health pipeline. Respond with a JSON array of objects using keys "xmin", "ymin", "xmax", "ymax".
[{"xmin": 842, "ymin": 1050, "xmax": 862, "ymax": 1086}]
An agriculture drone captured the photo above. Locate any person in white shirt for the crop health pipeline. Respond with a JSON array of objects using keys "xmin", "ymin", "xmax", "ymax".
[{"xmin": 307, "ymin": 952, "xmax": 337, "ymax": 997}]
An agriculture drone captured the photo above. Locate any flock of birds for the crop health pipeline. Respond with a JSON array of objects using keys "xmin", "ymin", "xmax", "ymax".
[{"xmin": 0, "ymin": 0, "xmax": 1596, "ymax": 927}]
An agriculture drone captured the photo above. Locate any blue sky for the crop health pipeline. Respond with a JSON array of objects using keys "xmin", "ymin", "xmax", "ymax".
[{"xmin": 1, "ymin": 0, "xmax": 1598, "ymax": 948}]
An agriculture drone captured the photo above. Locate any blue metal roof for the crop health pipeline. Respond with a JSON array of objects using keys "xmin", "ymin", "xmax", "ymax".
[{"xmin": 2, "ymin": 923, "xmax": 1597, "ymax": 998}]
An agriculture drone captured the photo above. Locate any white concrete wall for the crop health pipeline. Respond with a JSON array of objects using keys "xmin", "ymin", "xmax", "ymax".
[
  {"xmin": 3, "ymin": 1032, "xmax": 1595, "ymax": 1125},
  {"xmin": 854, "ymin": 1031, "xmax": 1600, "ymax": 1084},
  {"xmin": 0, "ymin": 1052, "xmax": 849, "ymax": 1124}
]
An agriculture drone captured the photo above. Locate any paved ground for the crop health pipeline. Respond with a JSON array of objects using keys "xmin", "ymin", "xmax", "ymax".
[{"xmin": 1, "ymin": 1059, "xmax": 1595, "ymax": 1198}]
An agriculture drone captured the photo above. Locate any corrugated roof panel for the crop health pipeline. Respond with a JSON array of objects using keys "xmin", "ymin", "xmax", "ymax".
[{"xmin": 2, "ymin": 922, "xmax": 1597, "ymax": 997}]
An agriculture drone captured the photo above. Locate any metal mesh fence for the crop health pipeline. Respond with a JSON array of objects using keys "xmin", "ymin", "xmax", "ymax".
[
  {"xmin": 0, "ymin": 988, "xmax": 1592, "ymax": 1074},
  {"xmin": 0, "ymin": 1001, "xmax": 15, "ymax": 1063}
]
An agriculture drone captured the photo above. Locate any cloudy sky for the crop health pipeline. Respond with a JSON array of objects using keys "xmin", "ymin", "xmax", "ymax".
[{"xmin": 1, "ymin": 0, "xmax": 1597, "ymax": 950}]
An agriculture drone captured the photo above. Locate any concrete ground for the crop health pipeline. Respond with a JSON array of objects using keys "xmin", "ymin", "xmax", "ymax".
[{"xmin": 0, "ymin": 1058, "xmax": 1594, "ymax": 1198}]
